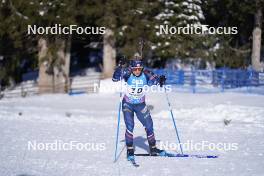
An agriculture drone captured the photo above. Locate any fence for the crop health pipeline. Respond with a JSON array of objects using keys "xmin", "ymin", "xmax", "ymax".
[
  {"xmin": 1, "ymin": 69, "xmax": 263, "ymax": 99},
  {"xmin": 0, "ymin": 72, "xmax": 102, "ymax": 99},
  {"xmin": 153, "ymin": 68, "xmax": 264, "ymax": 93},
  {"xmin": 69, "ymin": 72, "xmax": 102, "ymax": 95}
]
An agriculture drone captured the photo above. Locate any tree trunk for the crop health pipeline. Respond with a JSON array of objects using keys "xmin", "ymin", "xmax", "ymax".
[
  {"xmin": 38, "ymin": 37, "xmax": 54, "ymax": 94},
  {"xmin": 103, "ymin": 28, "xmax": 116, "ymax": 78},
  {"xmin": 54, "ymin": 36, "xmax": 71, "ymax": 93},
  {"xmin": 38, "ymin": 36, "xmax": 71, "ymax": 94},
  {"xmin": 251, "ymin": 3, "xmax": 262, "ymax": 71},
  {"xmin": 64, "ymin": 36, "xmax": 71, "ymax": 92}
]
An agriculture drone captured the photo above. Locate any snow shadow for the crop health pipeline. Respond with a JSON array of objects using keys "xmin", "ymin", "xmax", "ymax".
[
  {"xmin": 134, "ymin": 136, "xmax": 160, "ymax": 153},
  {"xmin": 134, "ymin": 136, "xmax": 149, "ymax": 152},
  {"xmin": 121, "ymin": 136, "xmax": 161, "ymax": 153}
]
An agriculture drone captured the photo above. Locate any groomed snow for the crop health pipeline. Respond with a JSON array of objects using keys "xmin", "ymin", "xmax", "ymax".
[{"xmin": 0, "ymin": 87, "xmax": 264, "ymax": 176}]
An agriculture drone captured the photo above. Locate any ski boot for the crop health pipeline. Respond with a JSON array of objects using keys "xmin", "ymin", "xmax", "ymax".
[
  {"xmin": 127, "ymin": 146, "xmax": 135, "ymax": 161},
  {"xmin": 149, "ymin": 145, "xmax": 166, "ymax": 156}
]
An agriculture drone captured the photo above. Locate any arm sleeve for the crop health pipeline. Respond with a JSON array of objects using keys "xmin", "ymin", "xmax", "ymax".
[{"xmin": 143, "ymin": 69, "xmax": 160, "ymax": 86}]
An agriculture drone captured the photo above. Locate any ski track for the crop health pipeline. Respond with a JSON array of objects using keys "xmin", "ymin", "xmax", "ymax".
[{"xmin": 0, "ymin": 92, "xmax": 264, "ymax": 176}]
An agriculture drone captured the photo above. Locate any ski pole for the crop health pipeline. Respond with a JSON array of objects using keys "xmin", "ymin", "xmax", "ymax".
[
  {"xmin": 164, "ymin": 87, "xmax": 184, "ymax": 154},
  {"xmin": 114, "ymin": 67, "xmax": 123, "ymax": 162}
]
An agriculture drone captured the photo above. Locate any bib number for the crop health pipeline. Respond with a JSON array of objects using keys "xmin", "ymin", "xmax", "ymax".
[{"xmin": 131, "ymin": 87, "xmax": 143, "ymax": 94}]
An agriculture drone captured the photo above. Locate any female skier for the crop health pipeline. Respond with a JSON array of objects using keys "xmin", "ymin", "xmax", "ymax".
[{"xmin": 112, "ymin": 57, "xmax": 166, "ymax": 161}]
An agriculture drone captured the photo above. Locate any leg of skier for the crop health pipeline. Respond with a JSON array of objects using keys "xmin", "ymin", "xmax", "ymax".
[
  {"xmin": 122, "ymin": 101, "xmax": 135, "ymax": 160},
  {"xmin": 134, "ymin": 102, "xmax": 165, "ymax": 156}
]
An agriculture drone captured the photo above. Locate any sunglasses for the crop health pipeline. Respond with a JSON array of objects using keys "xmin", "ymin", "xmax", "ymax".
[{"xmin": 132, "ymin": 67, "xmax": 143, "ymax": 72}]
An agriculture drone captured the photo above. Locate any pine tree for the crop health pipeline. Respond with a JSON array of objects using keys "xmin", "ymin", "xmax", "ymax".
[
  {"xmin": 152, "ymin": 0, "xmax": 215, "ymax": 66},
  {"xmin": 202, "ymin": 0, "xmax": 263, "ymax": 68},
  {"xmin": 96, "ymin": 0, "xmax": 161, "ymax": 76},
  {"xmin": 0, "ymin": 0, "xmax": 37, "ymax": 87},
  {"xmin": 0, "ymin": 0, "xmax": 101, "ymax": 92},
  {"xmin": 27, "ymin": 0, "xmax": 75, "ymax": 93}
]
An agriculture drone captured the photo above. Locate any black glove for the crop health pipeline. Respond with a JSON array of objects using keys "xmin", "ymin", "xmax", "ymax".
[
  {"xmin": 159, "ymin": 75, "xmax": 166, "ymax": 87},
  {"xmin": 112, "ymin": 67, "xmax": 122, "ymax": 81}
]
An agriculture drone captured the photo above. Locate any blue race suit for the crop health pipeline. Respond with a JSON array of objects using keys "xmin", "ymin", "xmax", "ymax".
[{"xmin": 112, "ymin": 67, "xmax": 161, "ymax": 147}]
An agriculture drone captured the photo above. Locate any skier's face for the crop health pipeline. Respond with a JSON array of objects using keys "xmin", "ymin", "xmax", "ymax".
[{"xmin": 132, "ymin": 67, "xmax": 143, "ymax": 76}]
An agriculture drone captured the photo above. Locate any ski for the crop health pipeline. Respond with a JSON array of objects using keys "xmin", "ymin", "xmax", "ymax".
[
  {"xmin": 129, "ymin": 159, "xmax": 140, "ymax": 167},
  {"xmin": 135, "ymin": 153, "xmax": 218, "ymax": 158},
  {"xmin": 127, "ymin": 156, "xmax": 139, "ymax": 167}
]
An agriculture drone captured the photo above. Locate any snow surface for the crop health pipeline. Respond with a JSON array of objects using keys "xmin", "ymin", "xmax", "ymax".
[{"xmin": 0, "ymin": 85, "xmax": 264, "ymax": 176}]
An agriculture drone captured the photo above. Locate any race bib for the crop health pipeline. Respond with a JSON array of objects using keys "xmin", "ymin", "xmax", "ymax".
[{"xmin": 125, "ymin": 74, "xmax": 147, "ymax": 104}]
